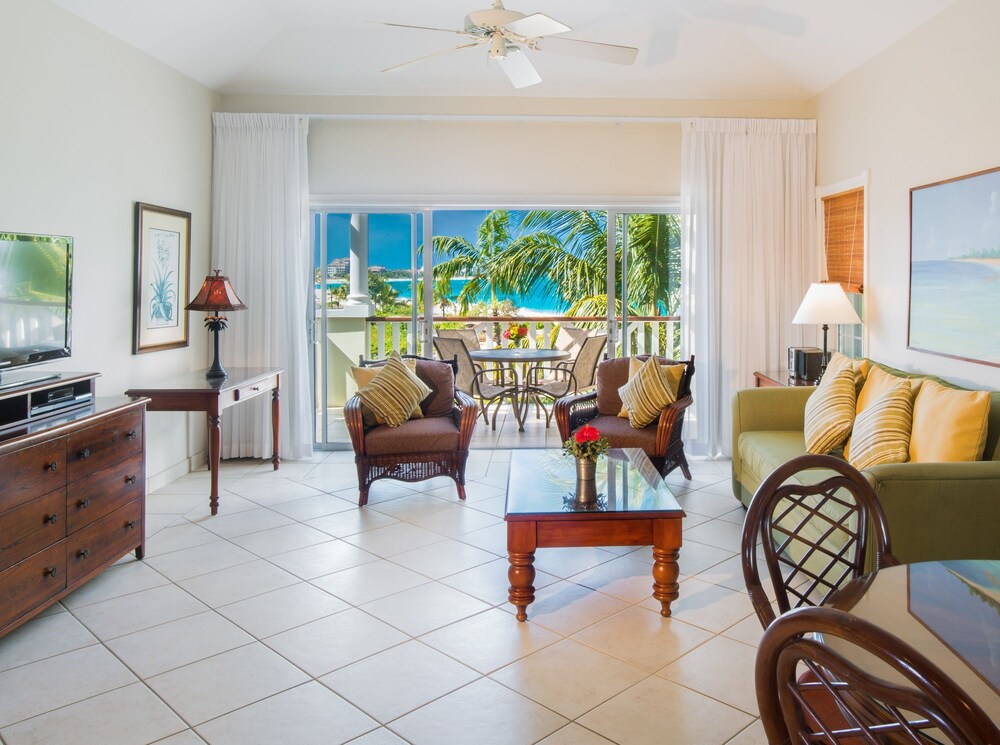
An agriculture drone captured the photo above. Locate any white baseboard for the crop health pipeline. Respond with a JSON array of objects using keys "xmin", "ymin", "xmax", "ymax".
[{"xmin": 145, "ymin": 449, "xmax": 208, "ymax": 493}]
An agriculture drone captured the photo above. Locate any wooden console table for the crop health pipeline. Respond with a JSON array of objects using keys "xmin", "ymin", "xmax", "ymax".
[
  {"xmin": 753, "ymin": 370, "xmax": 814, "ymax": 388},
  {"xmin": 126, "ymin": 367, "xmax": 281, "ymax": 515}
]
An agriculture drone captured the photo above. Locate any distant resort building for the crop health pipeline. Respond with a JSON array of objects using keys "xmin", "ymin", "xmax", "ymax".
[
  {"xmin": 369, "ymin": 265, "xmax": 386, "ymax": 273},
  {"xmin": 327, "ymin": 257, "xmax": 349, "ymax": 276}
]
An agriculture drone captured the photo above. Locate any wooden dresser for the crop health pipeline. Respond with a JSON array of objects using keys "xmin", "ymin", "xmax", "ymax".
[{"xmin": 0, "ymin": 393, "xmax": 147, "ymax": 638}]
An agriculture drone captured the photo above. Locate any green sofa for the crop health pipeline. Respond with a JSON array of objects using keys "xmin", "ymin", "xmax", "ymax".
[{"xmin": 731, "ymin": 362, "xmax": 1000, "ymax": 565}]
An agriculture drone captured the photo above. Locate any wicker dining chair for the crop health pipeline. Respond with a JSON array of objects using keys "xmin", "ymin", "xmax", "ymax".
[
  {"xmin": 756, "ymin": 605, "xmax": 1000, "ymax": 744},
  {"xmin": 741, "ymin": 454, "xmax": 899, "ymax": 630},
  {"xmin": 344, "ymin": 355, "xmax": 477, "ymax": 506},
  {"xmin": 432, "ymin": 335, "xmax": 520, "ymax": 430},
  {"xmin": 522, "ymin": 334, "xmax": 607, "ymax": 427}
]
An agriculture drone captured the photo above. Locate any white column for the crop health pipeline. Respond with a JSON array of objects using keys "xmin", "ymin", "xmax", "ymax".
[{"xmin": 346, "ymin": 213, "xmax": 372, "ymax": 307}]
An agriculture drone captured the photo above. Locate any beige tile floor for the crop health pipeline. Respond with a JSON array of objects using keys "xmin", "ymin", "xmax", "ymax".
[{"xmin": 0, "ymin": 440, "xmax": 768, "ymax": 744}]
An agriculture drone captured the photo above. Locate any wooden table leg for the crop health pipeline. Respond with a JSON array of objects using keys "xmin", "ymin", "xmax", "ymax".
[
  {"xmin": 507, "ymin": 521, "xmax": 537, "ymax": 621},
  {"xmin": 652, "ymin": 519, "xmax": 682, "ymax": 617},
  {"xmin": 271, "ymin": 385, "xmax": 280, "ymax": 471},
  {"xmin": 208, "ymin": 412, "xmax": 221, "ymax": 516}
]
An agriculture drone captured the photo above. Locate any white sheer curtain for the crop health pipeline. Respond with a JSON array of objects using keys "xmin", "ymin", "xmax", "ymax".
[
  {"xmin": 680, "ymin": 118, "xmax": 819, "ymax": 458},
  {"xmin": 211, "ymin": 113, "xmax": 313, "ymax": 461}
]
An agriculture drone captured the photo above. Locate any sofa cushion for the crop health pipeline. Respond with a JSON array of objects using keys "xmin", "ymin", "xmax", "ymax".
[
  {"xmin": 848, "ymin": 378, "xmax": 913, "ymax": 471},
  {"xmin": 910, "ymin": 379, "xmax": 991, "ymax": 462},
  {"xmin": 364, "ymin": 416, "xmax": 460, "ymax": 455},
  {"xmin": 804, "ymin": 367, "xmax": 856, "ymax": 454},
  {"xmin": 738, "ymin": 431, "xmax": 809, "ymax": 496},
  {"xmin": 413, "ymin": 358, "xmax": 456, "ymax": 418},
  {"xmin": 357, "ymin": 352, "xmax": 432, "ymax": 428},
  {"xmin": 582, "ymin": 414, "xmax": 658, "ymax": 455},
  {"xmin": 595, "ymin": 357, "xmax": 633, "ymax": 416},
  {"xmin": 845, "ymin": 366, "xmax": 921, "ymax": 459},
  {"xmin": 619, "ymin": 355, "xmax": 678, "ymax": 428},
  {"xmin": 618, "ymin": 357, "xmax": 685, "ymax": 417}
]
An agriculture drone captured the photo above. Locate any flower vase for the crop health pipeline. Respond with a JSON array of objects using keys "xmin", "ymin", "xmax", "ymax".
[{"xmin": 575, "ymin": 457, "xmax": 598, "ymax": 504}]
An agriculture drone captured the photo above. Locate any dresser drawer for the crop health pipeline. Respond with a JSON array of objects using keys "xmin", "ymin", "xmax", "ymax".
[
  {"xmin": 234, "ymin": 374, "xmax": 278, "ymax": 402},
  {"xmin": 0, "ymin": 541, "xmax": 67, "ymax": 630},
  {"xmin": 67, "ymin": 453, "xmax": 144, "ymax": 533},
  {"xmin": 67, "ymin": 500, "xmax": 142, "ymax": 585},
  {"xmin": 0, "ymin": 489, "xmax": 66, "ymax": 571},
  {"xmin": 66, "ymin": 409, "xmax": 143, "ymax": 480},
  {"xmin": 0, "ymin": 439, "xmax": 66, "ymax": 511}
]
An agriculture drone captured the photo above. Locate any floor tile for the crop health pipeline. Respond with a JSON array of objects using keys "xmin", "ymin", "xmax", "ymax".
[
  {"xmin": 146, "ymin": 643, "xmax": 309, "ymax": 726},
  {"xmin": 570, "ymin": 554, "xmax": 660, "ymax": 603},
  {"xmin": 578, "ymin": 676, "xmax": 754, "ymax": 745},
  {"xmin": 321, "ymin": 640, "xmax": 479, "ymax": 723},
  {"xmin": 305, "ymin": 508, "xmax": 399, "ymax": 538},
  {"xmin": 341, "ymin": 523, "xmax": 446, "ymax": 558},
  {"xmin": 490, "ymin": 639, "xmax": 647, "ymax": 719},
  {"xmin": 267, "ymin": 539, "xmax": 379, "ymax": 580},
  {"xmin": 195, "ymin": 681, "xmax": 377, "ymax": 745},
  {"xmin": 193, "ymin": 508, "xmax": 294, "ymax": 539},
  {"xmin": 268, "ymin": 492, "xmax": 356, "ymax": 521},
  {"xmin": 404, "ymin": 503, "xmax": 502, "ymax": 537},
  {"xmin": 0, "ymin": 611, "xmax": 96, "ymax": 673},
  {"xmin": 263, "ymin": 608, "xmax": 408, "ymax": 677},
  {"xmin": 310, "ymin": 559, "xmax": 430, "ymax": 606},
  {"xmin": 0, "ymin": 682, "xmax": 185, "ymax": 745},
  {"xmin": 346, "ymin": 728, "xmax": 408, "ymax": 745},
  {"xmin": 440, "ymin": 558, "xmax": 559, "ymax": 606},
  {"xmin": 144, "ymin": 540, "xmax": 258, "ymax": 582},
  {"xmin": 726, "ymin": 719, "xmax": 768, "ymax": 744},
  {"xmin": 658, "ymin": 635, "xmax": 760, "ymax": 714},
  {"xmin": 70, "ymin": 584, "xmax": 208, "ymax": 641},
  {"xmin": 388, "ymin": 538, "xmax": 497, "ymax": 580},
  {"xmin": 229, "ymin": 523, "xmax": 334, "ymax": 557},
  {"xmin": 389, "ymin": 678, "xmax": 567, "ymax": 745},
  {"xmin": 151, "ymin": 730, "xmax": 207, "ymax": 745},
  {"xmin": 60, "ymin": 559, "xmax": 170, "ymax": 609},
  {"xmin": 683, "ymin": 518, "xmax": 744, "ymax": 553},
  {"xmin": 536, "ymin": 723, "xmax": 616, "ymax": 744},
  {"xmin": 419, "ymin": 608, "xmax": 560, "ymax": 674},
  {"xmin": 676, "ymin": 489, "xmax": 745, "ymax": 518},
  {"xmin": 722, "ymin": 613, "xmax": 765, "ymax": 648},
  {"xmin": 217, "ymin": 583, "xmax": 348, "ymax": 638},
  {"xmin": 532, "ymin": 547, "xmax": 619, "ymax": 579},
  {"xmin": 360, "ymin": 583, "xmax": 491, "ymax": 636},
  {"xmin": 650, "ymin": 577, "xmax": 756, "ymax": 634},
  {"xmin": 225, "ymin": 479, "xmax": 328, "ymax": 506},
  {"xmin": 177, "ymin": 558, "xmax": 300, "ymax": 607},
  {"xmin": 142, "ymin": 521, "xmax": 223, "ymax": 557},
  {"xmin": 675, "ymin": 539, "xmax": 737, "ymax": 578},
  {"xmin": 522, "ymin": 581, "xmax": 631, "ymax": 635}
]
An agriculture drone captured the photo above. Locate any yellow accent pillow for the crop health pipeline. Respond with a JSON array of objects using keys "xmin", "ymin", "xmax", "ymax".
[
  {"xmin": 848, "ymin": 378, "xmax": 913, "ymax": 471},
  {"xmin": 618, "ymin": 355, "xmax": 678, "ymax": 429},
  {"xmin": 909, "ymin": 379, "xmax": 991, "ymax": 462},
  {"xmin": 351, "ymin": 358, "xmax": 422, "ymax": 421},
  {"xmin": 825, "ymin": 351, "xmax": 869, "ymax": 394},
  {"xmin": 618, "ymin": 357, "xmax": 685, "ymax": 418},
  {"xmin": 803, "ymin": 366, "xmax": 857, "ymax": 454},
  {"xmin": 844, "ymin": 366, "xmax": 922, "ymax": 459},
  {"xmin": 355, "ymin": 352, "xmax": 432, "ymax": 428}
]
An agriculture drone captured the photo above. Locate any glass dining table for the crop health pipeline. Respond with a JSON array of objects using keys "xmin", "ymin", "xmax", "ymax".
[
  {"xmin": 826, "ymin": 559, "xmax": 1000, "ymax": 724},
  {"xmin": 468, "ymin": 347, "xmax": 571, "ymax": 431}
]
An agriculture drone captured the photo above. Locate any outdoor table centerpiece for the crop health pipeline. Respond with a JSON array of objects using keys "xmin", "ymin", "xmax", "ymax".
[{"xmin": 563, "ymin": 424, "xmax": 610, "ymax": 505}]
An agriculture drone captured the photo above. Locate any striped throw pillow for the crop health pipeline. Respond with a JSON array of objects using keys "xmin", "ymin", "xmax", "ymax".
[
  {"xmin": 618, "ymin": 354, "xmax": 677, "ymax": 429},
  {"xmin": 803, "ymin": 366, "xmax": 857, "ymax": 454},
  {"xmin": 356, "ymin": 352, "xmax": 432, "ymax": 428},
  {"xmin": 848, "ymin": 378, "xmax": 913, "ymax": 471},
  {"xmin": 618, "ymin": 357, "xmax": 686, "ymax": 417},
  {"xmin": 352, "ymin": 358, "xmax": 422, "ymax": 421}
]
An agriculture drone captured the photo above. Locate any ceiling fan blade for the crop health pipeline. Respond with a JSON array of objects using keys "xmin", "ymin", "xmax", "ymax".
[
  {"xmin": 533, "ymin": 36, "xmax": 638, "ymax": 65},
  {"xmin": 504, "ymin": 13, "xmax": 571, "ymax": 39},
  {"xmin": 382, "ymin": 40, "xmax": 485, "ymax": 74},
  {"xmin": 371, "ymin": 20, "xmax": 477, "ymax": 38},
  {"xmin": 495, "ymin": 46, "xmax": 541, "ymax": 89}
]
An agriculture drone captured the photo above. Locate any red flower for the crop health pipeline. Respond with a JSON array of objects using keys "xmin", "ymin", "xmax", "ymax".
[
  {"xmin": 518, "ymin": 324, "xmax": 528, "ymax": 336},
  {"xmin": 502, "ymin": 329, "xmax": 511, "ymax": 339},
  {"xmin": 575, "ymin": 425, "xmax": 601, "ymax": 444}
]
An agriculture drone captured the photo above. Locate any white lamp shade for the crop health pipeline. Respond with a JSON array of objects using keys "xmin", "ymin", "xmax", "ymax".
[{"xmin": 792, "ymin": 282, "xmax": 862, "ymax": 326}]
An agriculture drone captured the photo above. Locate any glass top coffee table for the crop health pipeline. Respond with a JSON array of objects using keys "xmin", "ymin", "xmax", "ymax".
[{"xmin": 504, "ymin": 448, "xmax": 685, "ymax": 622}]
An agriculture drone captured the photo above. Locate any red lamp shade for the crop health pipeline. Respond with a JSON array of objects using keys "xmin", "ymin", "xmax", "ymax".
[{"xmin": 185, "ymin": 270, "xmax": 247, "ymax": 313}]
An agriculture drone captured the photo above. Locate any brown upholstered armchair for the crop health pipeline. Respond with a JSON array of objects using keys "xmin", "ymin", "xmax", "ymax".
[
  {"xmin": 345, "ymin": 355, "xmax": 478, "ymax": 506},
  {"xmin": 555, "ymin": 355, "xmax": 695, "ymax": 480}
]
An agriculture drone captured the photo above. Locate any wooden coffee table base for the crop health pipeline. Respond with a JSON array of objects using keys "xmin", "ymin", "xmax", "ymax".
[{"xmin": 507, "ymin": 517, "xmax": 682, "ymax": 622}]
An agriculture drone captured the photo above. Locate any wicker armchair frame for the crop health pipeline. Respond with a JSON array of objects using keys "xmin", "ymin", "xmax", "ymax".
[
  {"xmin": 554, "ymin": 354, "xmax": 695, "ymax": 480},
  {"xmin": 345, "ymin": 356, "xmax": 478, "ymax": 507},
  {"xmin": 741, "ymin": 454, "xmax": 899, "ymax": 630}
]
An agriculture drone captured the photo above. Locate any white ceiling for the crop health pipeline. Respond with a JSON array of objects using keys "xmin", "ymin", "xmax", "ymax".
[{"xmin": 52, "ymin": 0, "xmax": 957, "ymax": 100}]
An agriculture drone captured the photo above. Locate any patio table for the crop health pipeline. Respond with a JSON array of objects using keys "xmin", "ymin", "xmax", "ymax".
[{"xmin": 469, "ymin": 347, "xmax": 570, "ymax": 431}]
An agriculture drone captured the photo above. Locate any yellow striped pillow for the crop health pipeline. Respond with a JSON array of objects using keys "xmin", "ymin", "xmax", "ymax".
[
  {"xmin": 618, "ymin": 354, "xmax": 677, "ymax": 429},
  {"xmin": 356, "ymin": 352, "xmax": 432, "ymax": 428},
  {"xmin": 618, "ymin": 357, "xmax": 685, "ymax": 417},
  {"xmin": 848, "ymin": 378, "xmax": 913, "ymax": 471},
  {"xmin": 352, "ymin": 358, "xmax": 422, "ymax": 421},
  {"xmin": 803, "ymin": 366, "xmax": 857, "ymax": 454}
]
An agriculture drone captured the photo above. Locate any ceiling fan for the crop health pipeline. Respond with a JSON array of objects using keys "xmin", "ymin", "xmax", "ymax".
[{"xmin": 374, "ymin": 0, "xmax": 639, "ymax": 89}]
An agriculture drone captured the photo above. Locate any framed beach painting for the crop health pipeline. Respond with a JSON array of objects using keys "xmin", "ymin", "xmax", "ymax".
[
  {"xmin": 132, "ymin": 202, "xmax": 190, "ymax": 354},
  {"xmin": 909, "ymin": 166, "xmax": 1000, "ymax": 367}
]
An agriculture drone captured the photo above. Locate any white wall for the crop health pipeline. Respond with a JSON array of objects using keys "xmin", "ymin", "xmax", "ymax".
[
  {"xmin": 0, "ymin": 0, "xmax": 219, "ymax": 486},
  {"xmin": 814, "ymin": 0, "xmax": 1000, "ymax": 388}
]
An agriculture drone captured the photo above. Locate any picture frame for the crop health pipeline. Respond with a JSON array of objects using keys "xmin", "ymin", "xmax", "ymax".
[
  {"xmin": 908, "ymin": 166, "xmax": 1000, "ymax": 367},
  {"xmin": 132, "ymin": 202, "xmax": 191, "ymax": 354}
]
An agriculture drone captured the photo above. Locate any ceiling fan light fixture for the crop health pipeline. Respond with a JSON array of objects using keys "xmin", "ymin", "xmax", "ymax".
[{"xmin": 488, "ymin": 33, "xmax": 507, "ymax": 59}]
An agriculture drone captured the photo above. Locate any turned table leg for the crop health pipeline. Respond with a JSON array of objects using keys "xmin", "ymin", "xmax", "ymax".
[
  {"xmin": 507, "ymin": 521, "xmax": 537, "ymax": 622},
  {"xmin": 652, "ymin": 519, "xmax": 682, "ymax": 617}
]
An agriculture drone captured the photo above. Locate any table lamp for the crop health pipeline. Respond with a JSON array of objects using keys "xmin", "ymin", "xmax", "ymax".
[
  {"xmin": 791, "ymin": 282, "xmax": 862, "ymax": 380},
  {"xmin": 186, "ymin": 270, "xmax": 246, "ymax": 379}
]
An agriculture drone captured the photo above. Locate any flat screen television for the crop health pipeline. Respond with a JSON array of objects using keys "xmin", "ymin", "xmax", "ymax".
[{"xmin": 0, "ymin": 232, "xmax": 73, "ymax": 390}]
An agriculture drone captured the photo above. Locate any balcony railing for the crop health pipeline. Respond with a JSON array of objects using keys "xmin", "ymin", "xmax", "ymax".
[{"xmin": 365, "ymin": 315, "xmax": 681, "ymax": 360}]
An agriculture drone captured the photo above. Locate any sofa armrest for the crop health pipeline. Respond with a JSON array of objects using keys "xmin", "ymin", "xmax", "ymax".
[
  {"xmin": 554, "ymin": 391, "xmax": 598, "ymax": 441},
  {"xmin": 452, "ymin": 390, "xmax": 478, "ymax": 450},
  {"xmin": 863, "ymin": 460, "xmax": 1000, "ymax": 565}
]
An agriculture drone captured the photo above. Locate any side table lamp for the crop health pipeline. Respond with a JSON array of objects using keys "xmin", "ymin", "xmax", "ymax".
[
  {"xmin": 791, "ymin": 282, "xmax": 862, "ymax": 381},
  {"xmin": 186, "ymin": 270, "xmax": 247, "ymax": 380}
]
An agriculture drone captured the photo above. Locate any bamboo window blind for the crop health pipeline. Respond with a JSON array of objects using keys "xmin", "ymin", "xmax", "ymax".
[{"xmin": 823, "ymin": 187, "xmax": 864, "ymax": 294}]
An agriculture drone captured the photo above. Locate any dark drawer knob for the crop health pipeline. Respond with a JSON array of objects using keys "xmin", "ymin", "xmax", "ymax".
[
  {"xmin": 125, "ymin": 430, "xmax": 138, "ymax": 440},
  {"xmin": 126, "ymin": 520, "xmax": 137, "ymax": 530},
  {"xmin": 78, "ymin": 499, "xmax": 91, "ymax": 509},
  {"xmin": 44, "ymin": 566, "xmax": 58, "ymax": 577},
  {"xmin": 44, "ymin": 514, "xmax": 58, "ymax": 524},
  {"xmin": 78, "ymin": 448, "xmax": 91, "ymax": 459},
  {"xmin": 125, "ymin": 475, "xmax": 137, "ymax": 485},
  {"xmin": 46, "ymin": 461, "xmax": 58, "ymax": 472},
  {"xmin": 77, "ymin": 549, "xmax": 90, "ymax": 559}
]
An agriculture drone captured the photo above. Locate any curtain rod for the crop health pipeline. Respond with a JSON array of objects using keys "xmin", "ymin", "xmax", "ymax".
[{"xmin": 306, "ymin": 112, "xmax": 683, "ymax": 124}]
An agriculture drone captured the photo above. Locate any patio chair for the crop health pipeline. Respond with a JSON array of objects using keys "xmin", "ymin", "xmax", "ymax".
[
  {"xmin": 436, "ymin": 327, "xmax": 482, "ymax": 352},
  {"xmin": 555, "ymin": 354, "xmax": 695, "ymax": 479},
  {"xmin": 522, "ymin": 334, "xmax": 607, "ymax": 427},
  {"xmin": 432, "ymin": 335, "xmax": 520, "ymax": 430},
  {"xmin": 344, "ymin": 354, "xmax": 477, "ymax": 506}
]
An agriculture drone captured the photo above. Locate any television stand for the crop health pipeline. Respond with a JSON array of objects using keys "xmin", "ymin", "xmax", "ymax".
[
  {"xmin": 0, "ymin": 372, "xmax": 99, "ymax": 433},
  {"xmin": 0, "ymin": 369, "xmax": 63, "ymax": 392}
]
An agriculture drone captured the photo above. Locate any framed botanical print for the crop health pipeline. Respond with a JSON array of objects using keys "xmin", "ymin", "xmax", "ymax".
[{"xmin": 132, "ymin": 202, "xmax": 190, "ymax": 354}]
